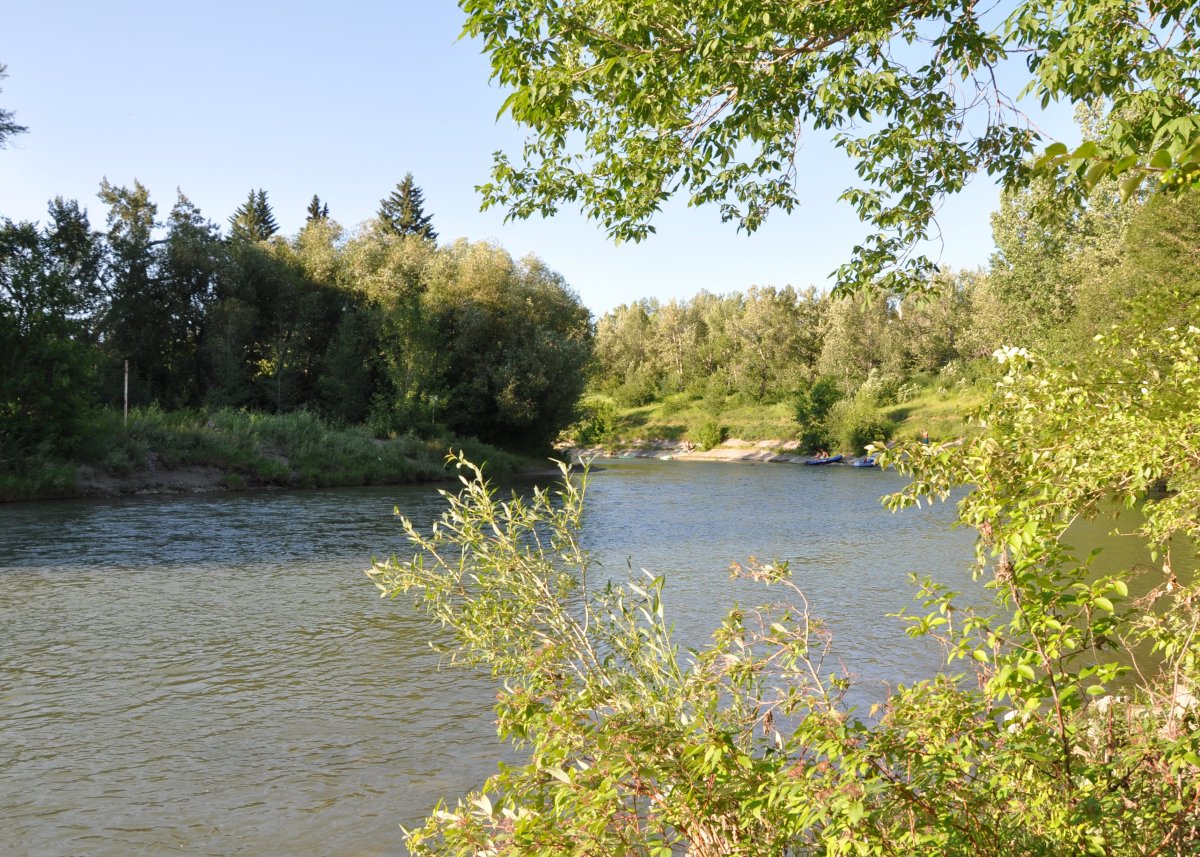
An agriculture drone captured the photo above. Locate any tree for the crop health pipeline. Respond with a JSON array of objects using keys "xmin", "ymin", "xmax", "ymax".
[
  {"xmin": 418, "ymin": 242, "xmax": 591, "ymax": 448},
  {"xmin": 817, "ymin": 292, "xmax": 902, "ymax": 391},
  {"xmin": 378, "ymin": 173, "xmax": 438, "ymax": 241},
  {"xmin": 0, "ymin": 63, "xmax": 28, "ymax": 149},
  {"xmin": 362, "ymin": 6, "xmax": 1200, "ymax": 853},
  {"xmin": 97, "ymin": 179, "xmax": 163, "ymax": 405},
  {"xmin": 727, "ymin": 286, "xmax": 821, "ymax": 403},
  {"xmin": 461, "ymin": 0, "xmax": 1200, "ymax": 291},
  {"xmin": 896, "ymin": 271, "xmax": 974, "ymax": 373},
  {"xmin": 0, "ymin": 201, "xmax": 102, "ymax": 459},
  {"xmin": 593, "ymin": 300, "xmax": 658, "ymax": 404},
  {"xmin": 306, "ymin": 194, "xmax": 329, "ymax": 222},
  {"xmin": 159, "ymin": 193, "xmax": 223, "ymax": 401},
  {"xmin": 228, "ymin": 189, "xmax": 279, "ymax": 243}
]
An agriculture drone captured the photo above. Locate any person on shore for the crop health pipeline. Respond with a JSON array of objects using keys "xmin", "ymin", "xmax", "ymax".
[{"xmin": 921, "ymin": 429, "xmax": 930, "ymax": 445}]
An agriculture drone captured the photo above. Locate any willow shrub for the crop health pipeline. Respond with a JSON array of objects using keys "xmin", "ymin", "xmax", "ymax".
[{"xmin": 368, "ymin": 327, "xmax": 1199, "ymax": 856}]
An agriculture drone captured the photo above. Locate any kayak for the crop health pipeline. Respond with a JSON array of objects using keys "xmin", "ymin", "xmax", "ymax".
[
  {"xmin": 803, "ymin": 454, "xmax": 843, "ymax": 465},
  {"xmin": 851, "ymin": 456, "xmax": 877, "ymax": 467}
]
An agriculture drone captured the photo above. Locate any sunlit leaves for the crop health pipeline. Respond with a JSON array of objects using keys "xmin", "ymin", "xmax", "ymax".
[{"xmin": 460, "ymin": 0, "xmax": 1200, "ymax": 292}]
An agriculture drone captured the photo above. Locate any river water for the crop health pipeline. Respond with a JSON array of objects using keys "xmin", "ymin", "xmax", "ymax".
[{"xmin": 2, "ymin": 459, "xmax": 980, "ymax": 855}]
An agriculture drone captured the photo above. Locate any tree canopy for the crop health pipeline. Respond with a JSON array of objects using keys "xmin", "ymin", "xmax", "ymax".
[
  {"xmin": 461, "ymin": 0, "xmax": 1200, "ymax": 290},
  {"xmin": 2, "ymin": 178, "xmax": 592, "ymax": 456}
]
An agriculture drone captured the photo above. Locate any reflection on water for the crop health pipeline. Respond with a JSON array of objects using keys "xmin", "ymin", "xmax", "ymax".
[{"xmin": 1, "ymin": 460, "xmax": 981, "ymax": 855}]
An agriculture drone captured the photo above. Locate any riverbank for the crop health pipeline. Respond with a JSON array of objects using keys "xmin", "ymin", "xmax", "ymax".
[
  {"xmin": 571, "ymin": 437, "xmax": 825, "ymax": 464},
  {"xmin": 576, "ymin": 382, "xmax": 981, "ymax": 455},
  {"xmin": 0, "ymin": 408, "xmax": 531, "ymax": 503}
]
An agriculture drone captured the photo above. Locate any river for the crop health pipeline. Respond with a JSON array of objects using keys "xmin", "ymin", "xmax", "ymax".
[{"xmin": 2, "ymin": 459, "xmax": 982, "ymax": 855}]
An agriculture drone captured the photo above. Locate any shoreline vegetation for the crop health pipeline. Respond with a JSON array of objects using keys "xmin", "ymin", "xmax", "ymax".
[
  {"xmin": 0, "ymin": 407, "xmax": 531, "ymax": 503},
  {"xmin": 2, "ymin": 379, "xmax": 983, "ymax": 503},
  {"xmin": 562, "ymin": 377, "xmax": 981, "ymax": 462}
]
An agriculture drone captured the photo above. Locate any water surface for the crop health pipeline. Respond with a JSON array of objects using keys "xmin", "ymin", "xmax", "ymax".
[{"xmin": 2, "ymin": 460, "xmax": 978, "ymax": 855}]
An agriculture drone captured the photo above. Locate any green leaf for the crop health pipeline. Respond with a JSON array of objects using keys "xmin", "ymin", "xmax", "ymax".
[
  {"xmin": 847, "ymin": 801, "xmax": 865, "ymax": 823},
  {"xmin": 1083, "ymin": 161, "xmax": 1110, "ymax": 188},
  {"xmin": 1120, "ymin": 172, "xmax": 1146, "ymax": 201}
]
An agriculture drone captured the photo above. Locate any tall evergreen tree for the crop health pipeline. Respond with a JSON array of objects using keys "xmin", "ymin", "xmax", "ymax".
[
  {"xmin": 306, "ymin": 194, "xmax": 329, "ymax": 222},
  {"xmin": 228, "ymin": 189, "xmax": 279, "ymax": 242},
  {"xmin": 377, "ymin": 173, "xmax": 438, "ymax": 241},
  {"xmin": 0, "ymin": 63, "xmax": 28, "ymax": 149}
]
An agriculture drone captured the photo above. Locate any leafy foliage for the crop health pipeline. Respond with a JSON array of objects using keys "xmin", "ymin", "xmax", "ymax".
[
  {"xmin": 375, "ymin": 320, "xmax": 1200, "ymax": 853},
  {"xmin": 566, "ymin": 396, "xmax": 619, "ymax": 448},
  {"xmin": 690, "ymin": 416, "xmax": 725, "ymax": 451},
  {"xmin": 0, "ymin": 203, "xmax": 101, "ymax": 459},
  {"xmin": 4, "ymin": 178, "xmax": 593, "ymax": 476},
  {"xmin": 460, "ymin": 0, "xmax": 1200, "ymax": 292},
  {"xmin": 825, "ymin": 393, "xmax": 895, "ymax": 456}
]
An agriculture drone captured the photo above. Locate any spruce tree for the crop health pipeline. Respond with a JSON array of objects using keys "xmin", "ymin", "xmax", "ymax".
[
  {"xmin": 306, "ymin": 194, "xmax": 329, "ymax": 222},
  {"xmin": 228, "ymin": 189, "xmax": 279, "ymax": 242},
  {"xmin": 377, "ymin": 173, "xmax": 437, "ymax": 241}
]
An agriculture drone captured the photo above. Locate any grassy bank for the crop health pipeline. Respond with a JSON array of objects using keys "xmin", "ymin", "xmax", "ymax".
[
  {"xmin": 1, "ymin": 407, "xmax": 530, "ymax": 502},
  {"xmin": 573, "ymin": 378, "xmax": 984, "ymax": 454}
]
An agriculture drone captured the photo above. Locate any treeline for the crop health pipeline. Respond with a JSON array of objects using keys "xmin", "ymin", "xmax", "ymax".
[
  {"xmin": 592, "ymin": 283, "xmax": 972, "ymax": 407},
  {"xmin": 0, "ymin": 176, "xmax": 593, "ymax": 467},
  {"xmin": 587, "ymin": 174, "xmax": 1197, "ymax": 449}
]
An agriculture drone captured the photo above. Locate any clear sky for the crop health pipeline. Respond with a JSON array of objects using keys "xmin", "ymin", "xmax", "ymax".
[{"xmin": 0, "ymin": 1, "xmax": 1076, "ymax": 314}]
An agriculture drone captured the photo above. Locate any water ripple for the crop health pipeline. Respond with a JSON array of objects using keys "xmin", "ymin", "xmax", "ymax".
[{"xmin": 1, "ymin": 462, "xmax": 975, "ymax": 855}]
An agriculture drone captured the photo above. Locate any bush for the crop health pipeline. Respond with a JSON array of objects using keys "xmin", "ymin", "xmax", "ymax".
[
  {"xmin": 0, "ymin": 456, "xmax": 78, "ymax": 500},
  {"xmin": 856, "ymin": 368, "xmax": 903, "ymax": 406},
  {"xmin": 690, "ymin": 418, "xmax": 725, "ymax": 451},
  {"xmin": 375, "ymin": 396, "xmax": 1200, "ymax": 856},
  {"xmin": 825, "ymin": 395, "xmax": 895, "ymax": 454},
  {"xmin": 567, "ymin": 398, "xmax": 619, "ymax": 447}
]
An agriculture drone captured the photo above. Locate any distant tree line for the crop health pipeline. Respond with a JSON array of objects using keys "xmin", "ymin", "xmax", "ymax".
[
  {"xmin": 0, "ymin": 175, "xmax": 593, "ymax": 464},
  {"xmin": 588, "ymin": 173, "xmax": 1193, "ymax": 450}
]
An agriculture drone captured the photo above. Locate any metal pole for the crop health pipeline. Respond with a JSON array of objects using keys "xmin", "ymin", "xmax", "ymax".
[{"xmin": 124, "ymin": 359, "xmax": 129, "ymax": 427}]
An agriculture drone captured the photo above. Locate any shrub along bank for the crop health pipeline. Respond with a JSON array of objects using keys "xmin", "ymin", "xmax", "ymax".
[
  {"xmin": 567, "ymin": 372, "xmax": 983, "ymax": 455},
  {"xmin": 0, "ymin": 407, "xmax": 527, "ymax": 502}
]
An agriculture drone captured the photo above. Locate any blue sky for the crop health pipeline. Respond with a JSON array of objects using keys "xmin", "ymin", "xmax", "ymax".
[{"xmin": 1, "ymin": 1, "xmax": 1076, "ymax": 314}]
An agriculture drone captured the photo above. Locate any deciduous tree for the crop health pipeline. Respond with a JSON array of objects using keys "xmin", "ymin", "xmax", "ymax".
[
  {"xmin": 461, "ymin": 0, "xmax": 1200, "ymax": 291},
  {"xmin": 0, "ymin": 201, "xmax": 102, "ymax": 457}
]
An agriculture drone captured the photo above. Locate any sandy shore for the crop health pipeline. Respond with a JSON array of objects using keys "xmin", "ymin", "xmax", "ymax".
[{"xmin": 567, "ymin": 438, "xmax": 819, "ymax": 464}]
